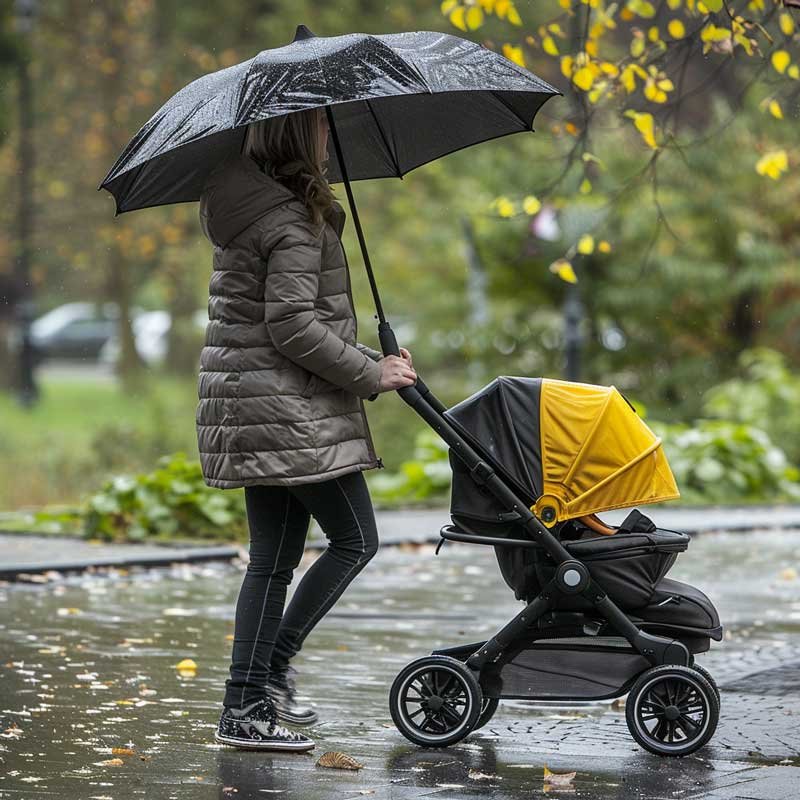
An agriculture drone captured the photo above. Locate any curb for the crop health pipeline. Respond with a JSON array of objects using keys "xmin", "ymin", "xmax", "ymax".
[
  {"xmin": 2, "ymin": 503, "xmax": 800, "ymax": 580},
  {"xmin": 0, "ymin": 542, "xmax": 241, "ymax": 582}
]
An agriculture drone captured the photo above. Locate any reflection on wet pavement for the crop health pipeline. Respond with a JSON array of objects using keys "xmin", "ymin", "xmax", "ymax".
[{"xmin": 1, "ymin": 528, "xmax": 799, "ymax": 799}]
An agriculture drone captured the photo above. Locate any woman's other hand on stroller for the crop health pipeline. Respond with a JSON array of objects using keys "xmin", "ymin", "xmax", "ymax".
[{"xmin": 378, "ymin": 354, "xmax": 417, "ymax": 392}]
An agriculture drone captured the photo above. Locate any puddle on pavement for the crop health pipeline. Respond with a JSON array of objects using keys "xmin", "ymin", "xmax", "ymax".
[{"xmin": 1, "ymin": 528, "xmax": 799, "ymax": 798}]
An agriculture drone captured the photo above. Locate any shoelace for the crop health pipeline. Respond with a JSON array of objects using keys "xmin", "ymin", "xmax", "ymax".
[
  {"xmin": 238, "ymin": 697, "xmax": 278, "ymax": 729},
  {"xmin": 237, "ymin": 698, "xmax": 307, "ymax": 740},
  {"xmin": 271, "ymin": 722, "xmax": 307, "ymax": 741}
]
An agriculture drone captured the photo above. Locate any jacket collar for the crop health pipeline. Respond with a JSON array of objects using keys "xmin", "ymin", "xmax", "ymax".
[{"xmin": 199, "ymin": 152, "xmax": 346, "ymax": 247}]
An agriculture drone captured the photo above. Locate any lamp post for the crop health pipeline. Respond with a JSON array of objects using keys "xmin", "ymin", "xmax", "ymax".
[{"xmin": 13, "ymin": 0, "xmax": 39, "ymax": 407}]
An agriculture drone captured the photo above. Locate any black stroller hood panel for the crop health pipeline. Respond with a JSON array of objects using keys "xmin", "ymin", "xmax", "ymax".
[
  {"xmin": 444, "ymin": 376, "xmax": 543, "ymax": 501},
  {"xmin": 445, "ymin": 375, "xmax": 679, "ymax": 526}
]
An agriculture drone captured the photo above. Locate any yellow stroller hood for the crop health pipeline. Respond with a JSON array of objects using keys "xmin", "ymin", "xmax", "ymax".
[{"xmin": 444, "ymin": 377, "xmax": 680, "ymax": 527}]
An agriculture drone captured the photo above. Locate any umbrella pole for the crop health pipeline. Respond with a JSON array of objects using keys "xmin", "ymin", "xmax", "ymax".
[{"xmin": 325, "ymin": 105, "xmax": 400, "ymax": 357}]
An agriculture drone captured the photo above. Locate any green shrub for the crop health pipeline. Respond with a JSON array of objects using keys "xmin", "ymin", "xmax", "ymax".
[
  {"xmin": 702, "ymin": 348, "xmax": 800, "ymax": 466},
  {"xmin": 368, "ymin": 428, "xmax": 451, "ymax": 506},
  {"xmin": 651, "ymin": 419, "xmax": 800, "ymax": 505},
  {"xmin": 32, "ymin": 452, "xmax": 247, "ymax": 542}
]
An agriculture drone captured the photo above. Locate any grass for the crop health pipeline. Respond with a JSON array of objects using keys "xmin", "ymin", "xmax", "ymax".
[{"xmin": 0, "ymin": 367, "xmax": 430, "ymax": 514}]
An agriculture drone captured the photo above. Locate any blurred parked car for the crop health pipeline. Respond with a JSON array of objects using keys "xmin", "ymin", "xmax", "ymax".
[
  {"xmin": 99, "ymin": 309, "xmax": 207, "ymax": 367},
  {"xmin": 30, "ymin": 301, "xmax": 119, "ymax": 361}
]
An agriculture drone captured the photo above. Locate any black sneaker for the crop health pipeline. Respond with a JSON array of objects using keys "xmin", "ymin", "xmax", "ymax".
[
  {"xmin": 214, "ymin": 696, "xmax": 315, "ymax": 752},
  {"xmin": 267, "ymin": 665, "xmax": 319, "ymax": 726}
]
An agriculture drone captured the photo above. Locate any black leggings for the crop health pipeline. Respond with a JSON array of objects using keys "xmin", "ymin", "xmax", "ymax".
[{"xmin": 223, "ymin": 469, "xmax": 379, "ymax": 709}]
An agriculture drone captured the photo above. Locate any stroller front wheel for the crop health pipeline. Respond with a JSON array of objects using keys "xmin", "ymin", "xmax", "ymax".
[
  {"xmin": 625, "ymin": 664, "xmax": 719, "ymax": 757},
  {"xmin": 474, "ymin": 696, "xmax": 500, "ymax": 730},
  {"xmin": 389, "ymin": 655, "xmax": 482, "ymax": 747}
]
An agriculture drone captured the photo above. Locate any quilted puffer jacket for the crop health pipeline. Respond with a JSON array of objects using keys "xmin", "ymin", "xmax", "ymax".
[{"xmin": 196, "ymin": 151, "xmax": 385, "ymax": 489}]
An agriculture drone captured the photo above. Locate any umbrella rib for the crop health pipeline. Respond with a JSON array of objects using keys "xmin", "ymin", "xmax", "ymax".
[
  {"xmin": 365, "ymin": 99, "xmax": 402, "ymax": 179},
  {"xmin": 491, "ymin": 90, "xmax": 532, "ymax": 132}
]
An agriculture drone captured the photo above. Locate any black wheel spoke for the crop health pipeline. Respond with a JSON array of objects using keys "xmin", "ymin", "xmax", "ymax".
[
  {"xmin": 440, "ymin": 702, "xmax": 463, "ymax": 726},
  {"xmin": 408, "ymin": 706, "xmax": 425, "ymax": 719},
  {"xmin": 653, "ymin": 718, "xmax": 669, "ymax": 741},
  {"xmin": 677, "ymin": 713, "xmax": 700, "ymax": 736},
  {"xmin": 438, "ymin": 673, "xmax": 455, "ymax": 697},
  {"xmin": 419, "ymin": 674, "xmax": 435, "ymax": 697},
  {"xmin": 401, "ymin": 688, "xmax": 424, "ymax": 703}
]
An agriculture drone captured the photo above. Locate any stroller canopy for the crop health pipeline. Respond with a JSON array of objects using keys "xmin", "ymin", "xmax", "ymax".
[{"xmin": 444, "ymin": 377, "xmax": 679, "ymax": 525}]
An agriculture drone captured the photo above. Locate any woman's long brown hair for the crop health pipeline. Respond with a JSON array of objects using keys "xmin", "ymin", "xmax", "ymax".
[{"xmin": 242, "ymin": 108, "xmax": 337, "ymax": 227}]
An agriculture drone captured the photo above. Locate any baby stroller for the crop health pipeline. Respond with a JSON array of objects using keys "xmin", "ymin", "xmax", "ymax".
[{"xmin": 388, "ymin": 375, "xmax": 723, "ymax": 757}]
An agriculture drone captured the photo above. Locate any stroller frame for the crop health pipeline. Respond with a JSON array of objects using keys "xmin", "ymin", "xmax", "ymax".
[{"xmin": 381, "ymin": 323, "xmax": 720, "ymax": 756}]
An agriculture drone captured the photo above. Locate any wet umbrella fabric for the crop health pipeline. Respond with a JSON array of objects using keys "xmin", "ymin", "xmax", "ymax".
[{"xmin": 98, "ymin": 26, "xmax": 562, "ymax": 215}]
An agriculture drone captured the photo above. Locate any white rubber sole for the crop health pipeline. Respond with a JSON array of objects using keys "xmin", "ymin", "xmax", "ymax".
[{"xmin": 214, "ymin": 730, "xmax": 315, "ymax": 752}]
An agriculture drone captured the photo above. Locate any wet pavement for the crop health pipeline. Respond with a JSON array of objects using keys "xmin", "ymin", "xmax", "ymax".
[{"xmin": 1, "ymin": 528, "xmax": 799, "ymax": 799}]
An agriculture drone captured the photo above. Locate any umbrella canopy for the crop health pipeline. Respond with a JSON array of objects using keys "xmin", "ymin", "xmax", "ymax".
[
  {"xmin": 98, "ymin": 26, "xmax": 562, "ymax": 214},
  {"xmin": 445, "ymin": 377, "xmax": 680, "ymax": 526}
]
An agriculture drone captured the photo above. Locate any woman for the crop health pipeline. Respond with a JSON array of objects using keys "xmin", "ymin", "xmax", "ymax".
[{"xmin": 196, "ymin": 107, "xmax": 416, "ymax": 752}]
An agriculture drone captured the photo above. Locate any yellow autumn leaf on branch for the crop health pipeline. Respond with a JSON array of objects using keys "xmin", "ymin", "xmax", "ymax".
[
  {"xmin": 440, "ymin": 0, "xmax": 458, "ymax": 13},
  {"xmin": 523, "ymin": 195, "xmax": 542, "ymax": 215},
  {"xmin": 503, "ymin": 44, "xmax": 525, "ymax": 67},
  {"xmin": 771, "ymin": 50, "xmax": 791, "ymax": 75},
  {"xmin": 550, "ymin": 259, "xmax": 578, "ymax": 283},
  {"xmin": 492, "ymin": 196, "xmax": 516, "ymax": 217},
  {"xmin": 449, "ymin": 6, "xmax": 467, "ymax": 31},
  {"xmin": 667, "ymin": 18, "xmax": 685, "ymax": 38},
  {"xmin": 561, "ymin": 55, "xmax": 574, "ymax": 78},
  {"xmin": 542, "ymin": 35, "xmax": 560, "ymax": 56},
  {"xmin": 628, "ymin": 0, "xmax": 656, "ymax": 18},
  {"xmin": 755, "ymin": 150, "xmax": 788, "ymax": 180},
  {"xmin": 465, "ymin": 6, "xmax": 484, "ymax": 30},
  {"xmin": 578, "ymin": 234, "xmax": 595, "ymax": 254},
  {"xmin": 701, "ymin": 24, "xmax": 731, "ymax": 43},
  {"xmin": 780, "ymin": 13, "xmax": 795, "ymax": 36},
  {"xmin": 625, "ymin": 110, "xmax": 658, "ymax": 148},
  {"xmin": 598, "ymin": 240, "xmax": 612, "ymax": 253},
  {"xmin": 768, "ymin": 99, "xmax": 783, "ymax": 119},
  {"xmin": 573, "ymin": 65, "xmax": 595, "ymax": 90}
]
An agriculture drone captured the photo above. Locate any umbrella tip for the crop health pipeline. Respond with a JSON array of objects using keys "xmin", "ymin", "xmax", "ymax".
[{"xmin": 293, "ymin": 24, "xmax": 316, "ymax": 42}]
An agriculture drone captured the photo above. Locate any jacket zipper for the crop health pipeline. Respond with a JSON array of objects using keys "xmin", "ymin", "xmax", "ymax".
[{"xmin": 338, "ymin": 230, "xmax": 383, "ymax": 470}]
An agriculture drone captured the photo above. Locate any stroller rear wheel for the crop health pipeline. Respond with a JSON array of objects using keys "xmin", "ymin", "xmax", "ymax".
[
  {"xmin": 625, "ymin": 664, "xmax": 719, "ymax": 757},
  {"xmin": 389, "ymin": 655, "xmax": 482, "ymax": 747}
]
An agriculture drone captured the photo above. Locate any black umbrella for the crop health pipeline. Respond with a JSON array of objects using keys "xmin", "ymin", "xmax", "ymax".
[{"xmin": 98, "ymin": 25, "xmax": 561, "ymax": 351}]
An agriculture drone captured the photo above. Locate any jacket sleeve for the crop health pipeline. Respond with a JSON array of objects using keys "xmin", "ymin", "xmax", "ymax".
[
  {"xmin": 262, "ymin": 218, "xmax": 383, "ymax": 399},
  {"xmin": 356, "ymin": 342, "xmax": 383, "ymax": 362}
]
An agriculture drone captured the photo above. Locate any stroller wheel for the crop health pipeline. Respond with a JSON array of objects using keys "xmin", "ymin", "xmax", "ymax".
[
  {"xmin": 690, "ymin": 663, "xmax": 721, "ymax": 706},
  {"xmin": 625, "ymin": 664, "xmax": 719, "ymax": 757},
  {"xmin": 474, "ymin": 696, "xmax": 500, "ymax": 730},
  {"xmin": 389, "ymin": 655, "xmax": 482, "ymax": 747}
]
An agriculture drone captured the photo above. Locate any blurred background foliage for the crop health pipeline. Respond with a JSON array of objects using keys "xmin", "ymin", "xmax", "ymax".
[{"xmin": 0, "ymin": 0, "xmax": 799, "ymax": 539}]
